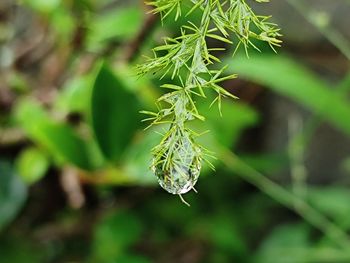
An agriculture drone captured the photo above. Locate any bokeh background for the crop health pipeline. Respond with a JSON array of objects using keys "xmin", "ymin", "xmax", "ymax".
[{"xmin": 1, "ymin": 0, "xmax": 350, "ymax": 262}]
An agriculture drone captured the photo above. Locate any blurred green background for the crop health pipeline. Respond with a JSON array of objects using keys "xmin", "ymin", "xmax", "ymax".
[{"xmin": 1, "ymin": 0, "xmax": 350, "ymax": 262}]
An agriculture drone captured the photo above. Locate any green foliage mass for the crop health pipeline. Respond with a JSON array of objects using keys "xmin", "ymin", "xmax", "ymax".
[
  {"xmin": 1, "ymin": 0, "xmax": 350, "ymax": 262},
  {"xmin": 138, "ymin": 0, "xmax": 281, "ymax": 197}
]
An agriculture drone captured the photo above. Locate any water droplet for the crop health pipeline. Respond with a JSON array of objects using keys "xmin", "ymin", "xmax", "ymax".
[{"xmin": 152, "ymin": 133, "xmax": 201, "ymax": 195}]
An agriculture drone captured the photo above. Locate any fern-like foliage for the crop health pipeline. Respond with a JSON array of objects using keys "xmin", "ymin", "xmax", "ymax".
[{"xmin": 138, "ymin": 0, "xmax": 281, "ymax": 202}]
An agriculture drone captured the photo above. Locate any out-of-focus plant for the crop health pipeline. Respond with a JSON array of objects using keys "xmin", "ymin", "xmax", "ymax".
[{"xmin": 138, "ymin": 0, "xmax": 281, "ymax": 201}]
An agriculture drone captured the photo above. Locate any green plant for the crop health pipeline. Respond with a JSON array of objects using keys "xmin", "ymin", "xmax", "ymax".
[{"xmin": 138, "ymin": 0, "xmax": 281, "ymax": 202}]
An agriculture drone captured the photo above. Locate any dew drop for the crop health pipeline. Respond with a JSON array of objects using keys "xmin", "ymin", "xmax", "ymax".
[{"xmin": 152, "ymin": 133, "xmax": 201, "ymax": 195}]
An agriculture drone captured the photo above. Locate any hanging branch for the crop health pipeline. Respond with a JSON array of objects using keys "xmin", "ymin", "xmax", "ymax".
[{"xmin": 138, "ymin": 0, "xmax": 281, "ymax": 203}]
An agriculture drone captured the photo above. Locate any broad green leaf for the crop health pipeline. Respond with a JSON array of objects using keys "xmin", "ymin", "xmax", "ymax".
[
  {"xmin": 200, "ymin": 99, "xmax": 259, "ymax": 147},
  {"xmin": 122, "ymin": 130, "xmax": 158, "ymax": 185},
  {"xmin": 55, "ymin": 75, "xmax": 94, "ymax": 115},
  {"xmin": 87, "ymin": 7, "xmax": 143, "ymax": 51},
  {"xmin": 15, "ymin": 99, "xmax": 91, "ymax": 170},
  {"xmin": 91, "ymin": 64, "xmax": 142, "ymax": 162},
  {"xmin": 225, "ymin": 54, "xmax": 350, "ymax": 136},
  {"xmin": 195, "ymin": 98, "xmax": 258, "ymax": 158},
  {"xmin": 0, "ymin": 161, "xmax": 27, "ymax": 231},
  {"xmin": 15, "ymin": 147, "xmax": 49, "ymax": 184}
]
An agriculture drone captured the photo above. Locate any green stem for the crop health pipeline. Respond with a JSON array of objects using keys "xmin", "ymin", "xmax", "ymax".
[{"xmin": 218, "ymin": 147, "xmax": 350, "ymax": 250}]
